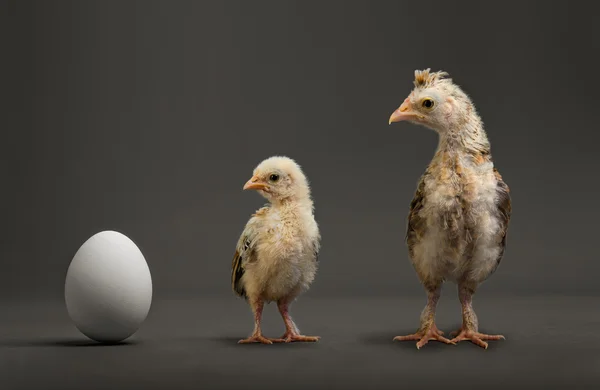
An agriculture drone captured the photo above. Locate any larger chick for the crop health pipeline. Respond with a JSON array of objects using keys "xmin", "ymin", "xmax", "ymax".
[
  {"xmin": 388, "ymin": 69, "xmax": 511, "ymax": 349},
  {"xmin": 232, "ymin": 156, "xmax": 321, "ymax": 344}
]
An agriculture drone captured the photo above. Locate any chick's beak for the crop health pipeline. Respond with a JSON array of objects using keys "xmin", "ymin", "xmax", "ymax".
[
  {"xmin": 389, "ymin": 98, "xmax": 422, "ymax": 124},
  {"xmin": 243, "ymin": 175, "xmax": 267, "ymax": 191}
]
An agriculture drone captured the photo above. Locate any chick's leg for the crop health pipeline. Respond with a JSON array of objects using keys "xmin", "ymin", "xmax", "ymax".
[
  {"xmin": 449, "ymin": 284, "xmax": 505, "ymax": 349},
  {"xmin": 393, "ymin": 284, "xmax": 455, "ymax": 349},
  {"xmin": 238, "ymin": 298, "xmax": 272, "ymax": 344},
  {"xmin": 269, "ymin": 299, "xmax": 320, "ymax": 343}
]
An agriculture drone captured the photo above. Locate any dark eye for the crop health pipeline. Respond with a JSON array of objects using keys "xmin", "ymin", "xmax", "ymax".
[
  {"xmin": 269, "ymin": 174, "xmax": 279, "ymax": 181},
  {"xmin": 422, "ymin": 99, "xmax": 434, "ymax": 109}
]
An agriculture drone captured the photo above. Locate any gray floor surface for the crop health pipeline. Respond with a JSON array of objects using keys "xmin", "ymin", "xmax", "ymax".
[{"xmin": 1, "ymin": 295, "xmax": 599, "ymax": 390}]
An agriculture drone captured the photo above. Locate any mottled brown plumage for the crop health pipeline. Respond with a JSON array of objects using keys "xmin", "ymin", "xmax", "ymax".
[{"xmin": 389, "ymin": 69, "xmax": 511, "ymax": 349}]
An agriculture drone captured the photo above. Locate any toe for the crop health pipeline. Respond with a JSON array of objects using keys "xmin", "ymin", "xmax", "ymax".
[
  {"xmin": 268, "ymin": 338, "xmax": 287, "ymax": 343},
  {"xmin": 394, "ymin": 326, "xmax": 456, "ymax": 348},
  {"xmin": 416, "ymin": 338, "xmax": 429, "ymax": 349},
  {"xmin": 393, "ymin": 334, "xmax": 421, "ymax": 342},
  {"xmin": 477, "ymin": 333, "xmax": 505, "ymax": 341},
  {"xmin": 258, "ymin": 336, "xmax": 273, "ymax": 344},
  {"xmin": 471, "ymin": 336, "xmax": 488, "ymax": 349},
  {"xmin": 450, "ymin": 330, "xmax": 503, "ymax": 349},
  {"xmin": 290, "ymin": 335, "xmax": 320, "ymax": 342},
  {"xmin": 435, "ymin": 335, "xmax": 456, "ymax": 345},
  {"xmin": 238, "ymin": 335, "xmax": 273, "ymax": 345}
]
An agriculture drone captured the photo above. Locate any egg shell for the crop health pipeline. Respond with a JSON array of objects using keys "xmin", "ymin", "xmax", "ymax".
[{"xmin": 64, "ymin": 230, "xmax": 153, "ymax": 343}]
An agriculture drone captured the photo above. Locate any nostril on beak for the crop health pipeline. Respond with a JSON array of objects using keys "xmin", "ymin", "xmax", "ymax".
[{"xmin": 399, "ymin": 98, "xmax": 411, "ymax": 112}]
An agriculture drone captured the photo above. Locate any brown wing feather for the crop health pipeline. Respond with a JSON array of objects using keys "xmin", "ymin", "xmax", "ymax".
[
  {"xmin": 493, "ymin": 168, "xmax": 511, "ymax": 267},
  {"xmin": 231, "ymin": 206, "xmax": 269, "ymax": 299},
  {"xmin": 406, "ymin": 174, "xmax": 428, "ymax": 259},
  {"xmin": 231, "ymin": 235, "xmax": 251, "ymax": 299}
]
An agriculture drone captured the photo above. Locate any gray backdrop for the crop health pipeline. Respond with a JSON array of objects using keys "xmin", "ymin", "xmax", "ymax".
[
  {"xmin": 2, "ymin": 1, "xmax": 600, "ymax": 389},
  {"xmin": 3, "ymin": 0, "xmax": 598, "ymax": 301}
]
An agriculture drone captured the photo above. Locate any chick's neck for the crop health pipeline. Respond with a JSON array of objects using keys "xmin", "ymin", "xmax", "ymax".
[
  {"xmin": 270, "ymin": 194, "xmax": 314, "ymax": 215},
  {"xmin": 436, "ymin": 110, "xmax": 491, "ymax": 158}
]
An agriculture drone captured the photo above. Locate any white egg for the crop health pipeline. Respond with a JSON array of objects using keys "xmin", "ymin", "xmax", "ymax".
[{"xmin": 64, "ymin": 230, "xmax": 153, "ymax": 343}]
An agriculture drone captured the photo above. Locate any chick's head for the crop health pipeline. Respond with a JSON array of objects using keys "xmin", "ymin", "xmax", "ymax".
[
  {"xmin": 243, "ymin": 156, "xmax": 310, "ymax": 203},
  {"xmin": 388, "ymin": 68, "xmax": 475, "ymax": 133}
]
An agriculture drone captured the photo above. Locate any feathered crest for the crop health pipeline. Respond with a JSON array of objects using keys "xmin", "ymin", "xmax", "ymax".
[{"xmin": 413, "ymin": 68, "xmax": 450, "ymax": 89}]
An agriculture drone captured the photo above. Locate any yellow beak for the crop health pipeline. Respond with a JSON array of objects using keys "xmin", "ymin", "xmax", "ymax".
[{"xmin": 243, "ymin": 175, "xmax": 268, "ymax": 191}]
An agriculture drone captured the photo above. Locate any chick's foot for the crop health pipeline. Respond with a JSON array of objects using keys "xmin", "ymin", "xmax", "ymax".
[
  {"xmin": 238, "ymin": 334, "xmax": 273, "ymax": 345},
  {"xmin": 269, "ymin": 333, "xmax": 320, "ymax": 343},
  {"xmin": 393, "ymin": 324, "xmax": 455, "ymax": 349},
  {"xmin": 449, "ymin": 328, "xmax": 505, "ymax": 349}
]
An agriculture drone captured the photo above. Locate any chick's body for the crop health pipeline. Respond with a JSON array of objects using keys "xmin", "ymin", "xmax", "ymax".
[
  {"xmin": 237, "ymin": 203, "xmax": 319, "ymax": 303},
  {"xmin": 389, "ymin": 69, "xmax": 511, "ymax": 349},
  {"xmin": 410, "ymin": 150, "xmax": 507, "ymax": 287},
  {"xmin": 232, "ymin": 156, "xmax": 320, "ymax": 344}
]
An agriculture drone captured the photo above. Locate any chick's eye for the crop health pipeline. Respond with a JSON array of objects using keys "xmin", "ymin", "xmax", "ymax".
[
  {"xmin": 269, "ymin": 174, "xmax": 279, "ymax": 181},
  {"xmin": 422, "ymin": 99, "xmax": 434, "ymax": 109}
]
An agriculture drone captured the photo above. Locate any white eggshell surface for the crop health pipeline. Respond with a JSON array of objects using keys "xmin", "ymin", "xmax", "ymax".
[{"xmin": 65, "ymin": 230, "xmax": 153, "ymax": 343}]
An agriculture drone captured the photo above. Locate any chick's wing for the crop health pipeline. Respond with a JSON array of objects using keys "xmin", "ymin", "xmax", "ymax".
[{"xmin": 231, "ymin": 207, "xmax": 269, "ymax": 298}]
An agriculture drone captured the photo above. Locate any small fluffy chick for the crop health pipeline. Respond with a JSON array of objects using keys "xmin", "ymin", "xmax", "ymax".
[
  {"xmin": 388, "ymin": 69, "xmax": 511, "ymax": 349},
  {"xmin": 231, "ymin": 156, "xmax": 321, "ymax": 344}
]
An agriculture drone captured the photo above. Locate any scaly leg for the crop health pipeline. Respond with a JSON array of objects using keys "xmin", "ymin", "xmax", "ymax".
[
  {"xmin": 393, "ymin": 284, "xmax": 455, "ymax": 349},
  {"xmin": 269, "ymin": 298, "xmax": 320, "ymax": 343},
  {"xmin": 449, "ymin": 284, "xmax": 505, "ymax": 349},
  {"xmin": 238, "ymin": 298, "xmax": 272, "ymax": 344}
]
